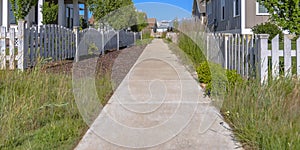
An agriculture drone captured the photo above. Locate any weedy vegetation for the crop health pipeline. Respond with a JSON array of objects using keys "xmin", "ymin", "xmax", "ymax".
[{"xmin": 165, "ymin": 24, "xmax": 300, "ymax": 149}]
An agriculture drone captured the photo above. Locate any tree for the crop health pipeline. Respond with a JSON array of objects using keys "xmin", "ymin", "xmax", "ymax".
[
  {"xmin": 131, "ymin": 11, "xmax": 148, "ymax": 32},
  {"xmin": 41, "ymin": 1, "xmax": 58, "ymax": 24},
  {"xmin": 10, "ymin": 0, "xmax": 38, "ymax": 21},
  {"xmin": 258, "ymin": 0, "xmax": 300, "ymax": 35},
  {"xmin": 87, "ymin": 0, "xmax": 137, "ymax": 30}
]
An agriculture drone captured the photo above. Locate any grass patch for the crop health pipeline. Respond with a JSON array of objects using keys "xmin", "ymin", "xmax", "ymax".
[
  {"xmin": 222, "ymin": 78, "xmax": 300, "ymax": 149},
  {"xmin": 135, "ymin": 38, "xmax": 153, "ymax": 46},
  {"xmin": 0, "ymin": 64, "xmax": 112, "ymax": 149}
]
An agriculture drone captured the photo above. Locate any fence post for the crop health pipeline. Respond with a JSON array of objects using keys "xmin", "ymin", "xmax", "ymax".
[
  {"xmin": 101, "ymin": 30, "xmax": 105, "ymax": 55},
  {"xmin": 9, "ymin": 28, "xmax": 15, "ymax": 69},
  {"xmin": 257, "ymin": 34, "xmax": 269, "ymax": 84},
  {"xmin": 0, "ymin": 26, "xmax": 6, "ymax": 69},
  {"xmin": 133, "ymin": 32, "xmax": 136, "ymax": 45},
  {"xmin": 17, "ymin": 20, "xmax": 26, "ymax": 71},
  {"xmin": 297, "ymin": 37, "xmax": 300, "ymax": 77},
  {"xmin": 271, "ymin": 35, "xmax": 280, "ymax": 78},
  {"xmin": 117, "ymin": 30, "xmax": 120, "ymax": 51},
  {"xmin": 73, "ymin": 26, "xmax": 79, "ymax": 62},
  {"xmin": 140, "ymin": 31, "xmax": 143, "ymax": 40}
]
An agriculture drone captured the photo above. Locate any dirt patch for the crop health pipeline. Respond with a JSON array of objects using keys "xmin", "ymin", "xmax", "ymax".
[{"xmin": 43, "ymin": 45, "xmax": 147, "ymax": 88}]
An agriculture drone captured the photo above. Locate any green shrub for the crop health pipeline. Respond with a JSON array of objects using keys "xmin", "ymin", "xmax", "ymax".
[
  {"xmin": 178, "ymin": 33, "xmax": 206, "ymax": 65},
  {"xmin": 226, "ymin": 69, "xmax": 243, "ymax": 89},
  {"xmin": 196, "ymin": 62, "xmax": 227, "ymax": 97},
  {"xmin": 41, "ymin": 1, "xmax": 58, "ymax": 24},
  {"xmin": 142, "ymin": 30, "xmax": 151, "ymax": 39},
  {"xmin": 252, "ymin": 22, "xmax": 283, "ymax": 42},
  {"xmin": 196, "ymin": 62, "xmax": 244, "ymax": 97}
]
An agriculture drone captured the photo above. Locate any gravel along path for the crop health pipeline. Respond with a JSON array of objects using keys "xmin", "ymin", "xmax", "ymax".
[{"xmin": 111, "ymin": 45, "xmax": 146, "ymax": 89}]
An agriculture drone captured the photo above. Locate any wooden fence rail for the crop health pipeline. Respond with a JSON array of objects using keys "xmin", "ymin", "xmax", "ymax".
[{"xmin": 0, "ymin": 22, "xmax": 141, "ymax": 70}]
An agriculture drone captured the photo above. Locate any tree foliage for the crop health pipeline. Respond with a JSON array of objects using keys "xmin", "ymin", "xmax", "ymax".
[
  {"xmin": 252, "ymin": 22, "xmax": 283, "ymax": 42},
  {"xmin": 10, "ymin": 0, "xmax": 38, "ymax": 21},
  {"xmin": 128, "ymin": 11, "xmax": 148, "ymax": 32},
  {"xmin": 258, "ymin": 0, "xmax": 300, "ymax": 34},
  {"xmin": 41, "ymin": 1, "xmax": 58, "ymax": 24},
  {"xmin": 87, "ymin": 0, "xmax": 137, "ymax": 30}
]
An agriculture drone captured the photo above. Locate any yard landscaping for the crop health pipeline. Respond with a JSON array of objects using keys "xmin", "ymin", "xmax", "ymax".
[
  {"xmin": 0, "ymin": 40, "xmax": 150, "ymax": 149},
  {"xmin": 166, "ymin": 33, "xmax": 300, "ymax": 149}
]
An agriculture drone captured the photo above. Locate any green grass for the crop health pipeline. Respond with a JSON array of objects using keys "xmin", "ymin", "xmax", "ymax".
[
  {"xmin": 135, "ymin": 38, "xmax": 153, "ymax": 46},
  {"xmin": 222, "ymin": 78, "xmax": 300, "ymax": 149},
  {"xmin": 0, "ymin": 65, "xmax": 112, "ymax": 149}
]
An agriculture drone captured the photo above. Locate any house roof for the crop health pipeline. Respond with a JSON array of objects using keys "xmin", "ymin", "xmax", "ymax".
[
  {"xmin": 147, "ymin": 18, "xmax": 157, "ymax": 24},
  {"xmin": 89, "ymin": 16, "xmax": 95, "ymax": 25},
  {"xmin": 192, "ymin": 0, "xmax": 206, "ymax": 14}
]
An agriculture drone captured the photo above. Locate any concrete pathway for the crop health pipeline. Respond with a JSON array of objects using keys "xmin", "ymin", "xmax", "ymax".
[{"xmin": 75, "ymin": 39, "xmax": 241, "ymax": 150}]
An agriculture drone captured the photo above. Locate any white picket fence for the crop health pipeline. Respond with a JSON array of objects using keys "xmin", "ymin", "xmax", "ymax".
[
  {"xmin": 0, "ymin": 22, "xmax": 141, "ymax": 70},
  {"xmin": 209, "ymin": 33, "xmax": 300, "ymax": 83}
]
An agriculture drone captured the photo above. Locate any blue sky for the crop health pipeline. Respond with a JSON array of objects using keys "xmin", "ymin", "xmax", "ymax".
[
  {"xmin": 80, "ymin": 0, "xmax": 193, "ymax": 21},
  {"xmin": 133, "ymin": 0, "xmax": 193, "ymax": 21}
]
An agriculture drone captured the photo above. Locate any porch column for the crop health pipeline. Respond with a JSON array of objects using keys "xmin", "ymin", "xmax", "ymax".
[
  {"xmin": 25, "ymin": 6, "xmax": 35, "ymax": 27},
  {"xmin": 2, "ymin": 0, "xmax": 9, "ymax": 30},
  {"xmin": 0, "ymin": 0, "xmax": 2, "ymax": 26},
  {"xmin": 37, "ymin": 0, "xmax": 44, "ymax": 26},
  {"xmin": 58, "ymin": 0, "xmax": 65, "ymax": 26},
  {"xmin": 84, "ymin": 4, "xmax": 88, "ymax": 21},
  {"xmin": 73, "ymin": 0, "xmax": 79, "ymax": 26}
]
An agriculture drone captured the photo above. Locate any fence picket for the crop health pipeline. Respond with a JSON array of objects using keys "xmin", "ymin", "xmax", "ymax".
[
  {"xmin": 284, "ymin": 35, "xmax": 292, "ymax": 77},
  {"xmin": 245, "ymin": 35, "xmax": 249, "ymax": 77},
  {"xmin": 29, "ymin": 27, "xmax": 35, "ymax": 66},
  {"xmin": 39, "ymin": 26, "xmax": 44, "ymax": 58},
  {"xmin": 237, "ymin": 34, "xmax": 241, "ymax": 74},
  {"xmin": 272, "ymin": 35, "xmax": 280, "ymax": 78},
  {"xmin": 0, "ymin": 27, "xmax": 6, "ymax": 69},
  {"xmin": 9, "ymin": 28, "xmax": 15, "ymax": 69},
  {"xmin": 34, "ymin": 26, "xmax": 38, "ymax": 60},
  {"xmin": 297, "ymin": 37, "xmax": 300, "ymax": 76}
]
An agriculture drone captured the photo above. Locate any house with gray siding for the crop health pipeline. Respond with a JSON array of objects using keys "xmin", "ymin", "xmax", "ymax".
[
  {"xmin": 192, "ymin": 0, "xmax": 206, "ymax": 24},
  {"xmin": 204, "ymin": 0, "xmax": 269, "ymax": 34},
  {"xmin": 0, "ymin": 0, "xmax": 88, "ymax": 31}
]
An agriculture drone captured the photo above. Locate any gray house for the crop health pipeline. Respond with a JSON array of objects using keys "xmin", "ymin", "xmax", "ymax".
[
  {"xmin": 192, "ymin": 0, "xmax": 206, "ymax": 24},
  {"xmin": 203, "ymin": 0, "xmax": 269, "ymax": 34}
]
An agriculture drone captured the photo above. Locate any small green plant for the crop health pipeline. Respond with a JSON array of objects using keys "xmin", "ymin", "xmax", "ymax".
[
  {"xmin": 252, "ymin": 22, "xmax": 283, "ymax": 42},
  {"xmin": 161, "ymin": 32, "xmax": 167, "ymax": 39},
  {"xmin": 196, "ymin": 62, "xmax": 228, "ymax": 97}
]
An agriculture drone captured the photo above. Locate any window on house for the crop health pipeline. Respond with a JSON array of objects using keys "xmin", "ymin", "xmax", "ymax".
[
  {"xmin": 233, "ymin": 0, "xmax": 240, "ymax": 17},
  {"xmin": 256, "ymin": 2, "xmax": 269, "ymax": 15},
  {"xmin": 221, "ymin": 0, "xmax": 225, "ymax": 20}
]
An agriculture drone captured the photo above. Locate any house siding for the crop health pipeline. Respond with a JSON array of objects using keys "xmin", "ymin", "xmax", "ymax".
[
  {"xmin": 207, "ymin": 0, "xmax": 241, "ymax": 33},
  {"xmin": 245, "ymin": 0, "xmax": 269, "ymax": 29}
]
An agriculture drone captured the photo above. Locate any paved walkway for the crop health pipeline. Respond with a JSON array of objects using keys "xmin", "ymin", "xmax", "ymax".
[{"xmin": 75, "ymin": 39, "xmax": 241, "ymax": 150}]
